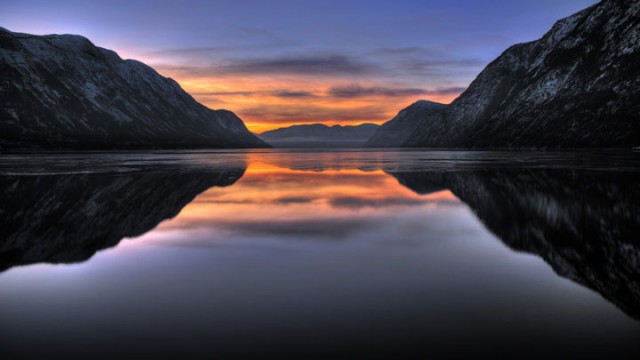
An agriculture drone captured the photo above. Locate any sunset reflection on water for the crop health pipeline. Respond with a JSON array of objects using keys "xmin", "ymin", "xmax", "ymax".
[
  {"xmin": 1, "ymin": 150, "xmax": 639, "ymax": 359},
  {"xmin": 149, "ymin": 154, "xmax": 459, "ymax": 249}
]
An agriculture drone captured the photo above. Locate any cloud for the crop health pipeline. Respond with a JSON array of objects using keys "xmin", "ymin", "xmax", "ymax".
[
  {"xmin": 329, "ymin": 85, "xmax": 426, "ymax": 98},
  {"xmin": 270, "ymin": 90, "xmax": 317, "ymax": 98},
  {"xmin": 149, "ymin": 50, "xmax": 483, "ymax": 87},
  {"xmin": 217, "ymin": 55, "xmax": 380, "ymax": 75},
  {"xmin": 143, "ymin": 47, "xmax": 237, "ymax": 58},
  {"xmin": 146, "ymin": 49, "xmax": 477, "ymax": 131},
  {"xmin": 372, "ymin": 47, "xmax": 448, "ymax": 58},
  {"xmin": 190, "ymin": 90, "xmax": 318, "ymax": 99},
  {"xmin": 239, "ymin": 104, "xmax": 390, "ymax": 123},
  {"xmin": 374, "ymin": 47, "xmax": 429, "ymax": 55},
  {"xmin": 150, "ymin": 54, "xmax": 381, "ymax": 78},
  {"xmin": 272, "ymin": 196, "xmax": 315, "ymax": 204},
  {"xmin": 141, "ymin": 29, "xmax": 295, "ymax": 59},
  {"xmin": 328, "ymin": 85, "xmax": 467, "ymax": 98},
  {"xmin": 419, "ymin": 86, "xmax": 468, "ymax": 96},
  {"xmin": 191, "ymin": 90, "xmax": 257, "ymax": 97},
  {"xmin": 396, "ymin": 58, "xmax": 487, "ymax": 78},
  {"xmin": 151, "ymin": 64, "xmax": 209, "ymax": 77},
  {"xmin": 193, "ymin": 86, "xmax": 463, "ymax": 100},
  {"xmin": 426, "ymin": 87, "xmax": 468, "ymax": 96},
  {"xmin": 196, "ymin": 199, "xmax": 257, "ymax": 205}
]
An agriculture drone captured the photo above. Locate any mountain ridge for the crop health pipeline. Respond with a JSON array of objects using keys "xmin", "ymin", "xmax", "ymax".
[
  {"xmin": 260, "ymin": 123, "xmax": 379, "ymax": 148},
  {"xmin": 366, "ymin": 100, "xmax": 446, "ymax": 147},
  {"xmin": 367, "ymin": 0, "xmax": 639, "ymax": 148},
  {"xmin": 0, "ymin": 27, "xmax": 269, "ymax": 149}
]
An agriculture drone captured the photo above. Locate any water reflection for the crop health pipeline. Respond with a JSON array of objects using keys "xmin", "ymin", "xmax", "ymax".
[
  {"xmin": 1, "ymin": 150, "xmax": 640, "ymax": 357},
  {"xmin": 0, "ymin": 153, "xmax": 247, "ymax": 271},
  {"xmin": 389, "ymin": 167, "xmax": 640, "ymax": 320}
]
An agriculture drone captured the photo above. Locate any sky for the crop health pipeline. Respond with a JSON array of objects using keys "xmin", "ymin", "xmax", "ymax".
[{"xmin": 0, "ymin": 0, "xmax": 598, "ymax": 133}]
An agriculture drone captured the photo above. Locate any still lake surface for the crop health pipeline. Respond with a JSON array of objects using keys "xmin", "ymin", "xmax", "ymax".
[{"xmin": 1, "ymin": 149, "xmax": 639, "ymax": 358}]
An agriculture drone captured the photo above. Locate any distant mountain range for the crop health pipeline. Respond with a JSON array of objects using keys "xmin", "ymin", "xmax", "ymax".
[
  {"xmin": 368, "ymin": 0, "xmax": 640, "ymax": 148},
  {"xmin": 0, "ymin": 27, "xmax": 267, "ymax": 149},
  {"xmin": 260, "ymin": 123, "xmax": 379, "ymax": 148}
]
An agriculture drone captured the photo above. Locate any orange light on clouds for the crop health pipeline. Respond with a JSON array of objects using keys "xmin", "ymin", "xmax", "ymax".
[{"xmin": 144, "ymin": 62, "xmax": 461, "ymax": 133}]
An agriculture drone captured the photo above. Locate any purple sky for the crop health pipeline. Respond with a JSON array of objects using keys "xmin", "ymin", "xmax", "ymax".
[{"xmin": 0, "ymin": 0, "xmax": 599, "ymax": 131}]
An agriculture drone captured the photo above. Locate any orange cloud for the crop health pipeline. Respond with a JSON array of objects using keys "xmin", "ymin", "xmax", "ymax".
[{"xmin": 146, "ymin": 63, "xmax": 461, "ymax": 133}]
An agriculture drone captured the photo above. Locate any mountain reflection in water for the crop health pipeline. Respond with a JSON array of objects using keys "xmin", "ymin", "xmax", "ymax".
[
  {"xmin": 390, "ymin": 167, "xmax": 640, "ymax": 319},
  {"xmin": 1, "ymin": 150, "xmax": 639, "ymax": 358},
  {"xmin": 0, "ymin": 153, "xmax": 247, "ymax": 272}
]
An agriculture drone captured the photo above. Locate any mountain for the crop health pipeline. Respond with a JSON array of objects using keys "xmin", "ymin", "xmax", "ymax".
[
  {"xmin": 0, "ymin": 27, "xmax": 268, "ymax": 149},
  {"xmin": 388, "ymin": 166, "xmax": 640, "ymax": 320},
  {"xmin": 260, "ymin": 123, "xmax": 379, "ymax": 148},
  {"xmin": 368, "ymin": 0, "xmax": 640, "ymax": 148},
  {"xmin": 366, "ymin": 100, "xmax": 446, "ymax": 147},
  {"xmin": 0, "ymin": 159, "xmax": 246, "ymax": 272}
]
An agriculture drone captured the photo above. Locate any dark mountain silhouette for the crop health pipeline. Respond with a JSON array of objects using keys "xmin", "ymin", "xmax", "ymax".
[
  {"xmin": 0, "ymin": 27, "xmax": 268, "ymax": 149},
  {"xmin": 260, "ymin": 123, "xmax": 379, "ymax": 148},
  {"xmin": 366, "ymin": 100, "xmax": 447, "ymax": 147},
  {"xmin": 368, "ymin": 0, "xmax": 640, "ymax": 148}
]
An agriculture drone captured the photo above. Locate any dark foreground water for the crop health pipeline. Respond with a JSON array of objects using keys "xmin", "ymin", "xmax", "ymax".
[{"xmin": 1, "ymin": 150, "xmax": 639, "ymax": 359}]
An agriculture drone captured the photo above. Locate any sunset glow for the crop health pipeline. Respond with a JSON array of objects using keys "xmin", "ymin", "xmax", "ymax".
[
  {"xmin": 0, "ymin": 0, "xmax": 597, "ymax": 132},
  {"xmin": 2, "ymin": 0, "xmax": 639, "ymax": 356},
  {"xmin": 142, "ymin": 66, "xmax": 463, "ymax": 133}
]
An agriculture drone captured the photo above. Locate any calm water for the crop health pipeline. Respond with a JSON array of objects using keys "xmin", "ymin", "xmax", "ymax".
[{"xmin": 1, "ymin": 150, "xmax": 639, "ymax": 359}]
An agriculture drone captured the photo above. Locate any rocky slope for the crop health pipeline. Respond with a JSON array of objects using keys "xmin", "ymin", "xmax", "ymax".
[
  {"xmin": 260, "ymin": 123, "xmax": 379, "ymax": 148},
  {"xmin": 368, "ymin": 0, "xmax": 640, "ymax": 148},
  {"xmin": 0, "ymin": 27, "xmax": 268, "ymax": 149},
  {"xmin": 389, "ymin": 166, "xmax": 640, "ymax": 319},
  {"xmin": 0, "ymin": 161, "xmax": 246, "ymax": 272},
  {"xmin": 366, "ymin": 101, "xmax": 446, "ymax": 147}
]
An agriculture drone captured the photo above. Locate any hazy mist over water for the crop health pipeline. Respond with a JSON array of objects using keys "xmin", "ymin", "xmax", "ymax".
[{"xmin": 1, "ymin": 150, "xmax": 639, "ymax": 359}]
